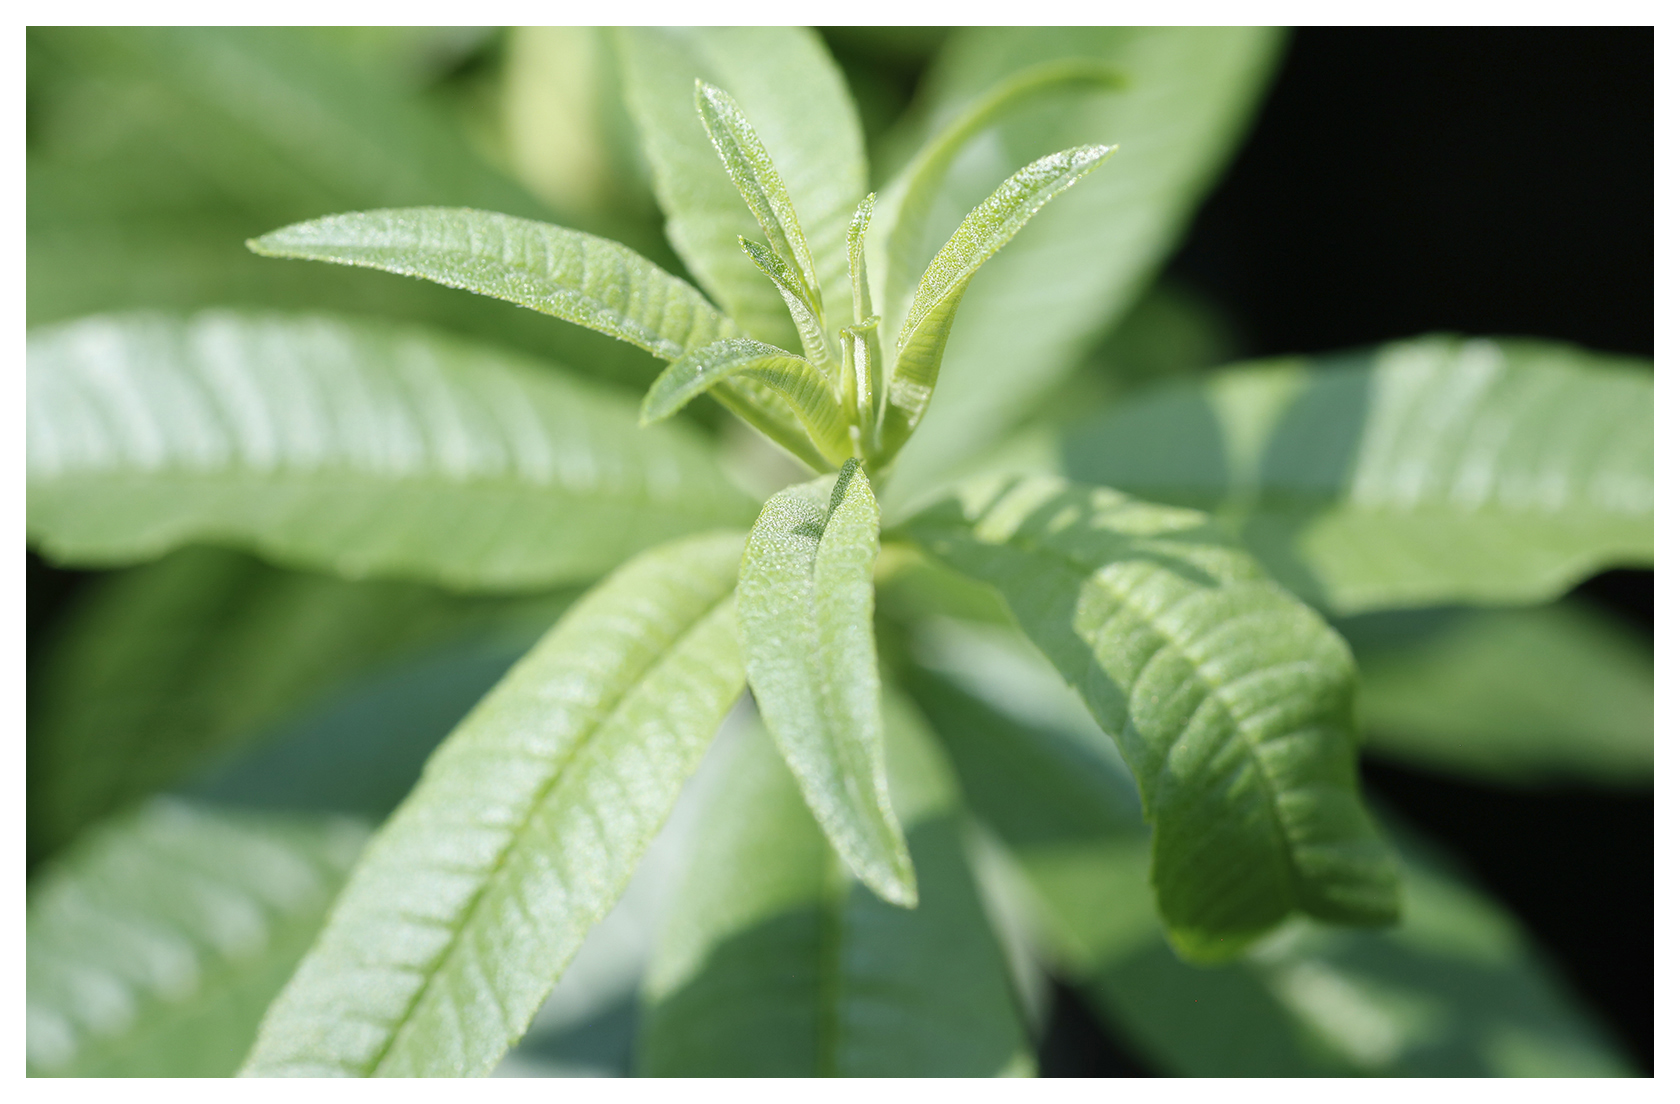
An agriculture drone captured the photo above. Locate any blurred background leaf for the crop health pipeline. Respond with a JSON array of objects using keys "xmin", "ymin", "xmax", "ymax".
[{"xmin": 27, "ymin": 799, "xmax": 369, "ymax": 1077}]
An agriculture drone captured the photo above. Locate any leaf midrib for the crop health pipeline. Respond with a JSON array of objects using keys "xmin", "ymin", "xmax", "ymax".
[
  {"xmin": 926, "ymin": 521, "xmax": 1304, "ymax": 903},
  {"xmin": 361, "ymin": 588, "xmax": 737, "ymax": 1076}
]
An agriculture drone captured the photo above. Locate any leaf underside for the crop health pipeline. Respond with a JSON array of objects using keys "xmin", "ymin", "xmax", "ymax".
[
  {"xmin": 737, "ymin": 462, "xmax": 915, "ymax": 907},
  {"xmin": 906, "ymin": 474, "xmax": 1399, "ymax": 959},
  {"xmin": 240, "ymin": 532, "xmax": 747, "ymax": 1076},
  {"xmin": 27, "ymin": 311, "xmax": 756, "ymax": 590}
]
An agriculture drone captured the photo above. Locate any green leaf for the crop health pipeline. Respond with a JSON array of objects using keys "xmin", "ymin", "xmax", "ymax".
[
  {"xmin": 874, "ymin": 58, "xmax": 1127, "ymax": 346},
  {"xmin": 615, "ymin": 28, "xmax": 867, "ymax": 350},
  {"xmin": 879, "ymin": 28, "xmax": 1284, "ymax": 505},
  {"xmin": 239, "ymin": 532, "xmax": 747, "ymax": 1076},
  {"xmin": 906, "ymin": 629, "xmax": 1634, "ymax": 1076},
  {"xmin": 738, "ymin": 237, "xmax": 834, "ymax": 370},
  {"xmin": 638, "ymin": 703, "xmax": 1032, "ymax": 1076},
  {"xmin": 28, "ymin": 798, "xmax": 368, "ymax": 1077},
  {"xmin": 1061, "ymin": 336, "xmax": 1654, "ymax": 612},
  {"xmin": 904, "ymin": 474, "xmax": 1399, "ymax": 959},
  {"xmin": 879, "ymin": 145, "xmax": 1115, "ymax": 460},
  {"xmin": 27, "ymin": 311, "xmax": 756, "ymax": 589},
  {"xmin": 640, "ymin": 338, "xmax": 847, "ymax": 462},
  {"xmin": 696, "ymin": 81, "xmax": 823, "ymax": 314},
  {"xmin": 250, "ymin": 209, "xmax": 824, "ymax": 467},
  {"xmin": 738, "ymin": 461, "xmax": 914, "ymax": 906},
  {"xmin": 28, "ymin": 547, "xmax": 562, "ymax": 858},
  {"xmin": 29, "ymin": 27, "xmax": 543, "ymax": 222},
  {"xmin": 1339, "ymin": 601, "xmax": 1653, "ymax": 786},
  {"xmin": 249, "ymin": 208, "xmax": 734, "ymax": 362}
]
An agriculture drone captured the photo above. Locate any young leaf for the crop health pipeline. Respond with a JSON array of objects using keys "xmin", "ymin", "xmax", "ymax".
[
  {"xmin": 615, "ymin": 28, "xmax": 866, "ymax": 350},
  {"xmin": 696, "ymin": 81, "xmax": 823, "ymax": 314},
  {"xmin": 738, "ymin": 237, "xmax": 833, "ymax": 370},
  {"xmin": 879, "ymin": 28, "xmax": 1283, "ymax": 504},
  {"xmin": 737, "ymin": 461, "xmax": 914, "ymax": 906},
  {"xmin": 1340, "ymin": 601, "xmax": 1653, "ymax": 786},
  {"xmin": 29, "ymin": 547, "xmax": 545, "ymax": 858},
  {"xmin": 1060, "ymin": 336, "xmax": 1654, "ymax": 612},
  {"xmin": 846, "ymin": 195, "xmax": 885, "ymax": 416},
  {"xmin": 249, "ymin": 208, "xmax": 825, "ymax": 468},
  {"xmin": 638, "ymin": 705, "xmax": 1032, "ymax": 1076},
  {"xmin": 874, "ymin": 57, "xmax": 1128, "ymax": 344},
  {"xmin": 28, "ymin": 799, "xmax": 368, "ymax": 1077},
  {"xmin": 640, "ymin": 338, "xmax": 847, "ymax": 463},
  {"xmin": 904, "ymin": 475, "xmax": 1400, "ymax": 960},
  {"xmin": 906, "ymin": 647, "xmax": 1634, "ymax": 1076},
  {"xmin": 248, "ymin": 208, "xmax": 734, "ymax": 362},
  {"xmin": 28, "ymin": 311, "xmax": 757, "ymax": 590},
  {"xmin": 879, "ymin": 145, "xmax": 1116, "ymax": 461},
  {"xmin": 240, "ymin": 532, "xmax": 747, "ymax": 1076}
]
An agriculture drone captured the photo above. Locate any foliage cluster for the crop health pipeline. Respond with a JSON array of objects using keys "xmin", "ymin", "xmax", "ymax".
[{"xmin": 26, "ymin": 27, "xmax": 1651, "ymax": 1077}]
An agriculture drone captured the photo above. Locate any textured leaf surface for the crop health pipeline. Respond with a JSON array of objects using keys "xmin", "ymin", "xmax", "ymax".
[
  {"xmin": 249, "ymin": 208, "xmax": 734, "ymax": 362},
  {"xmin": 641, "ymin": 338, "xmax": 846, "ymax": 463},
  {"xmin": 616, "ymin": 28, "xmax": 866, "ymax": 350},
  {"xmin": 874, "ymin": 58, "xmax": 1127, "ymax": 349},
  {"xmin": 880, "ymin": 145, "xmax": 1114, "ymax": 459},
  {"xmin": 905, "ymin": 475, "xmax": 1398, "ymax": 958},
  {"xmin": 28, "ymin": 311, "xmax": 756, "ymax": 589},
  {"xmin": 738, "ymin": 463, "xmax": 913, "ymax": 905},
  {"xmin": 879, "ymin": 29, "xmax": 1281, "ymax": 504},
  {"xmin": 28, "ymin": 799, "xmax": 368, "ymax": 1077},
  {"xmin": 240, "ymin": 533, "xmax": 747, "ymax": 1076},
  {"xmin": 638, "ymin": 705, "xmax": 1031, "ymax": 1076},
  {"xmin": 1062, "ymin": 336, "xmax": 1654, "ymax": 613},
  {"xmin": 696, "ymin": 82, "xmax": 823, "ymax": 311},
  {"xmin": 907, "ymin": 624, "xmax": 1634, "ymax": 1076},
  {"xmin": 29, "ymin": 547, "xmax": 547, "ymax": 857},
  {"xmin": 1339, "ymin": 602, "xmax": 1653, "ymax": 785}
]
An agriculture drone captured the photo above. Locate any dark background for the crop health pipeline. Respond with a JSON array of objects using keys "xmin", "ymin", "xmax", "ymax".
[{"xmin": 1046, "ymin": 26, "xmax": 1656, "ymax": 1075}]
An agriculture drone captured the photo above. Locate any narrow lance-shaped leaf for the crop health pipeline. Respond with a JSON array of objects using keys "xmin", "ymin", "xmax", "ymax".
[
  {"xmin": 641, "ymin": 338, "xmax": 848, "ymax": 465},
  {"xmin": 905, "ymin": 474, "xmax": 1400, "ymax": 960},
  {"xmin": 29, "ymin": 546, "xmax": 543, "ymax": 857},
  {"xmin": 696, "ymin": 81, "xmax": 824, "ymax": 316},
  {"xmin": 250, "ymin": 208, "xmax": 825, "ymax": 471},
  {"xmin": 615, "ymin": 28, "xmax": 866, "ymax": 350},
  {"xmin": 739, "ymin": 236, "xmax": 832, "ymax": 371},
  {"xmin": 737, "ymin": 461, "xmax": 915, "ymax": 906},
  {"xmin": 874, "ymin": 58, "xmax": 1128, "ymax": 345},
  {"xmin": 905, "ymin": 631, "xmax": 1634, "ymax": 1076},
  {"xmin": 27, "ymin": 311, "xmax": 756, "ymax": 590},
  {"xmin": 248, "ymin": 208, "xmax": 732, "ymax": 361},
  {"xmin": 638, "ymin": 702, "xmax": 1032, "ymax": 1076},
  {"xmin": 879, "ymin": 28, "xmax": 1282, "ymax": 506},
  {"xmin": 847, "ymin": 194, "xmax": 885, "ymax": 418},
  {"xmin": 240, "ymin": 532, "xmax": 748, "ymax": 1076},
  {"xmin": 880, "ymin": 146, "xmax": 1116, "ymax": 462},
  {"xmin": 28, "ymin": 799, "xmax": 368, "ymax": 1077},
  {"xmin": 1060, "ymin": 336, "xmax": 1654, "ymax": 612}
]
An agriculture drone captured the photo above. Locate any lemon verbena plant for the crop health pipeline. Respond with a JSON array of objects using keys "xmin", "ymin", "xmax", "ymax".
[{"xmin": 27, "ymin": 27, "xmax": 1650, "ymax": 1078}]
